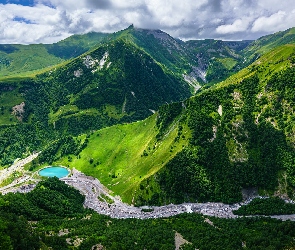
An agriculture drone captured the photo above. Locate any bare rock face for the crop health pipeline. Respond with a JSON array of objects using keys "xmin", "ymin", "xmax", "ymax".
[{"xmin": 12, "ymin": 102, "xmax": 25, "ymax": 121}]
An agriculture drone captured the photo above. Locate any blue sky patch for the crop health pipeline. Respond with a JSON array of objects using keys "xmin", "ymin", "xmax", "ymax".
[
  {"xmin": 2, "ymin": 0, "xmax": 35, "ymax": 6},
  {"xmin": 13, "ymin": 16, "xmax": 33, "ymax": 24}
]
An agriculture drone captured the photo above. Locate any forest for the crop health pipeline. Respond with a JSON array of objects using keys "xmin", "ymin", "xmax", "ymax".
[
  {"xmin": 1, "ymin": 178, "xmax": 295, "ymax": 249},
  {"xmin": 135, "ymin": 62, "xmax": 295, "ymax": 205}
]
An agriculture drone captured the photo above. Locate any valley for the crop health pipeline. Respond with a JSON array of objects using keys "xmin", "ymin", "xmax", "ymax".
[
  {"xmin": 2, "ymin": 151, "xmax": 295, "ymax": 223},
  {"xmin": 1, "ymin": 25, "xmax": 295, "ymax": 249}
]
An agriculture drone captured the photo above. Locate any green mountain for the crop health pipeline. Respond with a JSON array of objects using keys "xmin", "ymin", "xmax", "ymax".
[
  {"xmin": 0, "ymin": 35, "xmax": 191, "ymax": 166},
  {"xmin": 2, "ymin": 26, "xmax": 295, "ymax": 250},
  {"xmin": 0, "ymin": 32, "xmax": 108, "ymax": 78},
  {"xmin": 242, "ymin": 27, "xmax": 295, "ymax": 64},
  {"xmin": 46, "ymin": 43, "xmax": 295, "ymax": 205},
  {"xmin": 185, "ymin": 39, "xmax": 252, "ymax": 85},
  {"xmin": 113, "ymin": 26, "xmax": 255, "ymax": 88},
  {"xmin": 103, "ymin": 25, "xmax": 203, "ymax": 91},
  {"xmin": 35, "ymin": 38, "xmax": 191, "ymax": 132},
  {"xmin": 1, "ymin": 26, "xmax": 295, "ymax": 207}
]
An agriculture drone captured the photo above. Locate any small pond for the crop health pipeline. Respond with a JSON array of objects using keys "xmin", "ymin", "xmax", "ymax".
[{"xmin": 39, "ymin": 166, "xmax": 70, "ymax": 178}]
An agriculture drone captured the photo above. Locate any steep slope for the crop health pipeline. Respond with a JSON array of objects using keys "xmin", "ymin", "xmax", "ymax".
[
  {"xmin": 104, "ymin": 25, "xmax": 203, "ymax": 92},
  {"xmin": 108, "ymin": 26, "xmax": 253, "ymax": 89},
  {"xmin": 46, "ymin": 44, "xmax": 295, "ymax": 205},
  {"xmin": 0, "ymin": 32, "xmax": 108, "ymax": 78},
  {"xmin": 51, "ymin": 113, "xmax": 188, "ymax": 203},
  {"xmin": 34, "ymin": 38, "xmax": 191, "ymax": 134},
  {"xmin": 185, "ymin": 39, "xmax": 252, "ymax": 85},
  {"xmin": 0, "ymin": 37, "xmax": 191, "ymax": 166},
  {"xmin": 140, "ymin": 44, "xmax": 295, "ymax": 205},
  {"xmin": 2, "ymin": 27, "xmax": 295, "ymax": 204},
  {"xmin": 243, "ymin": 27, "xmax": 295, "ymax": 64}
]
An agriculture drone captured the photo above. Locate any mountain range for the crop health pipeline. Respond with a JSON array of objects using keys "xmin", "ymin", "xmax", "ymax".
[{"xmin": 1, "ymin": 25, "xmax": 295, "ymax": 206}]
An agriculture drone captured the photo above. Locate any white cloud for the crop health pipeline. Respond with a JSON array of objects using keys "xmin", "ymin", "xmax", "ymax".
[
  {"xmin": 216, "ymin": 18, "xmax": 250, "ymax": 34},
  {"xmin": 252, "ymin": 10, "xmax": 295, "ymax": 33},
  {"xmin": 0, "ymin": 0, "xmax": 295, "ymax": 44}
]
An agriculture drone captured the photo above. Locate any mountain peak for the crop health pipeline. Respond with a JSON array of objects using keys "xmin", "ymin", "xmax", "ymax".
[{"xmin": 127, "ymin": 24, "xmax": 134, "ymax": 30}]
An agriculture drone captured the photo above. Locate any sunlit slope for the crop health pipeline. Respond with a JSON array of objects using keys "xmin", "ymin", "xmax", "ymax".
[
  {"xmin": 49, "ymin": 43, "xmax": 295, "ymax": 206},
  {"xmin": 216, "ymin": 44, "xmax": 295, "ymax": 88},
  {"xmin": 55, "ymin": 113, "xmax": 189, "ymax": 203},
  {"xmin": 33, "ymin": 38, "xmax": 191, "ymax": 135},
  {"xmin": 243, "ymin": 27, "xmax": 295, "ymax": 64},
  {"xmin": 0, "ymin": 44, "xmax": 63, "ymax": 77},
  {"xmin": 0, "ymin": 32, "xmax": 107, "ymax": 78},
  {"xmin": 0, "ymin": 36, "xmax": 191, "ymax": 167}
]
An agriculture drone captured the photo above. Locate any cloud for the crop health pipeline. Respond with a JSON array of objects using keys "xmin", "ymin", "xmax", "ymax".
[
  {"xmin": 208, "ymin": 0, "xmax": 222, "ymax": 12},
  {"xmin": 85, "ymin": 0, "xmax": 112, "ymax": 9},
  {"xmin": 251, "ymin": 10, "xmax": 294, "ymax": 33},
  {"xmin": 0, "ymin": 0, "xmax": 295, "ymax": 44},
  {"xmin": 216, "ymin": 18, "xmax": 250, "ymax": 34}
]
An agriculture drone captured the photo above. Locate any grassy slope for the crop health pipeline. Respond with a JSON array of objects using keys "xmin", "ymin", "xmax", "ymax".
[
  {"xmin": 2, "ymin": 28, "xmax": 295, "ymax": 204},
  {"xmin": 243, "ymin": 27, "xmax": 295, "ymax": 64},
  {"xmin": 216, "ymin": 44, "xmax": 295, "ymax": 88},
  {"xmin": 0, "ymin": 45, "xmax": 63, "ymax": 77},
  {"xmin": 52, "ymin": 44, "xmax": 295, "ymax": 204},
  {"xmin": 0, "ymin": 32, "xmax": 108, "ymax": 78},
  {"xmin": 0, "ymin": 32, "xmax": 192, "ymax": 170},
  {"xmin": 54, "ymin": 114, "xmax": 189, "ymax": 203}
]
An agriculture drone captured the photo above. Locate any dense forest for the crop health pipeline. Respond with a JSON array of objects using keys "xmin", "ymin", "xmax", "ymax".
[
  {"xmin": 1, "ymin": 178, "xmax": 295, "ymax": 249},
  {"xmin": 2, "ymin": 26, "xmax": 295, "ymax": 249},
  {"xmin": 234, "ymin": 197, "xmax": 295, "ymax": 216},
  {"xmin": 135, "ymin": 57, "xmax": 295, "ymax": 205}
]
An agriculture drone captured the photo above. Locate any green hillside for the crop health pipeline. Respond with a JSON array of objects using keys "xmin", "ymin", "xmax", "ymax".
[
  {"xmin": 106, "ymin": 25, "xmax": 252, "ymax": 88},
  {"xmin": 138, "ymin": 45, "xmax": 295, "ymax": 205},
  {"xmin": 243, "ymin": 27, "xmax": 295, "ymax": 64},
  {"xmin": 0, "ymin": 36, "xmax": 191, "ymax": 167},
  {"xmin": 0, "ymin": 32, "xmax": 108, "ymax": 78},
  {"xmin": 185, "ymin": 39, "xmax": 252, "ymax": 85},
  {"xmin": 217, "ymin": 44, "xmax": 295, "ymax": 88},
  {"xmin": 0, "ymin": 44, "xmax": 63, "ymax": 78},
  {"xmin": 45, "ymin": 32, "xmax": 108, "ymax": 59},
  {"xmin": 34, "ymin": 38, "xmax": 191, "ymax": 133},
  {"xmin": 52, "ymin": 111, "xmax": 189, "ymax": 202},
  {"xmin": 42, "ymin": 44, "xmax": 295, "ymax": 205},
  {"xmin": 2, "ymin": 26, "xmax": 295, "ymax": 250},
  {"xmin": 1, "ymin": 27, "xmax": 295, "ymax": 205}
]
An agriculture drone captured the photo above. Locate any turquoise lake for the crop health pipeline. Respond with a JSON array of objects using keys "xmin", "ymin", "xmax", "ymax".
[{"xmin": 39, "ymin": 166, "xmax": 69, "ymax": 178}]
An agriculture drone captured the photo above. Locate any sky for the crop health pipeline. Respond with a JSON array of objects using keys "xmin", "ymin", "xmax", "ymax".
[{"xmin": 0, "ymin": 0, "xmax": 295, "ymax": 44}]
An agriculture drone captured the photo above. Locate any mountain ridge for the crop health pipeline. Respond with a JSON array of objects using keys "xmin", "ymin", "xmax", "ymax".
[{"xmin": 1, "ymin": 26, "xmax": 295, "ymax": 206}]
